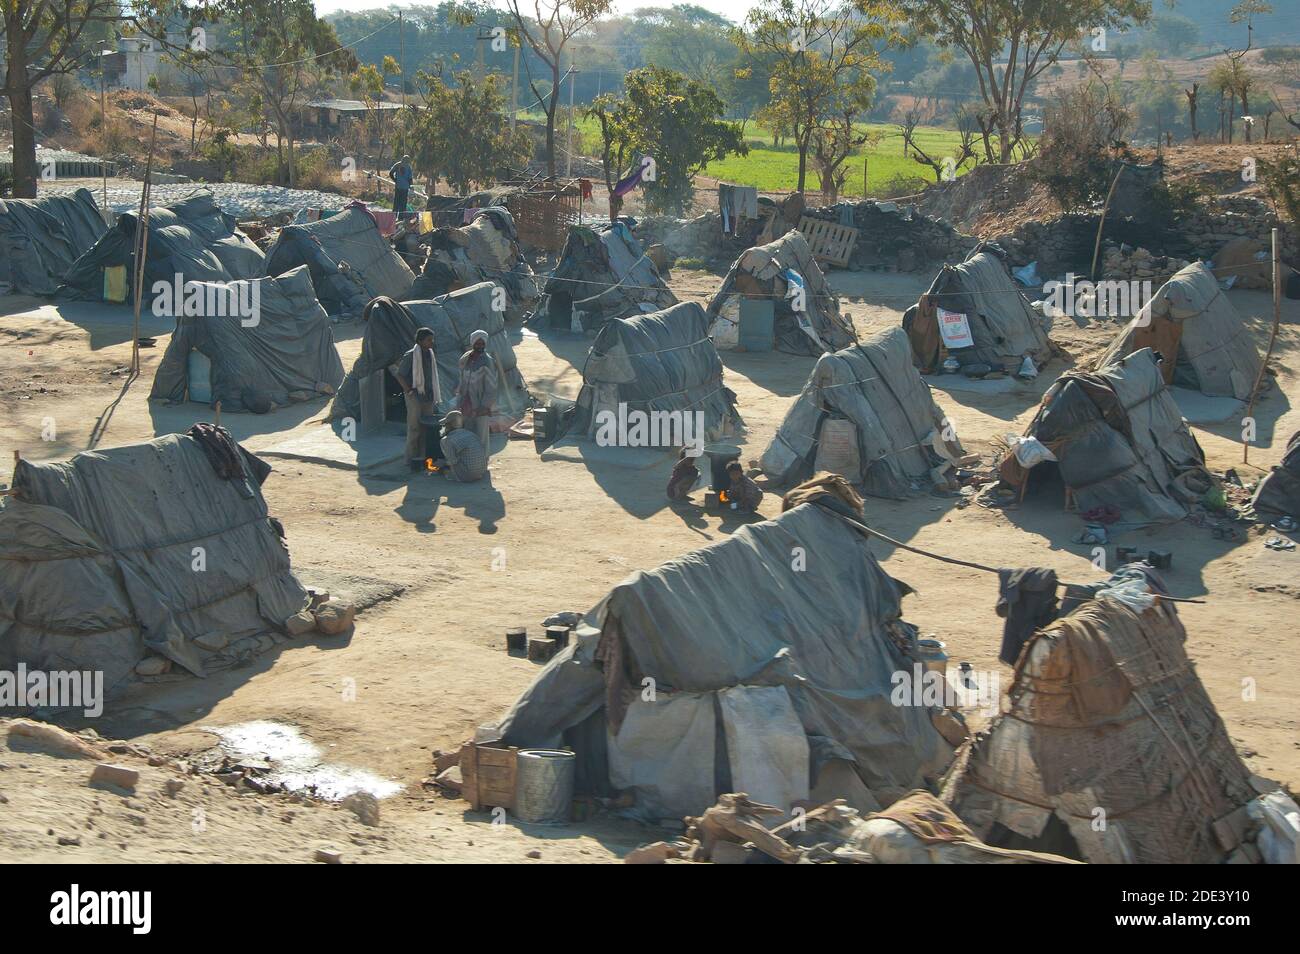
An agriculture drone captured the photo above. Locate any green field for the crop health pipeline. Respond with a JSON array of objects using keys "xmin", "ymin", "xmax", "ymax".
[{"xmin": 526, "ymin": 111, "xmax": 976, "ymax": 196}]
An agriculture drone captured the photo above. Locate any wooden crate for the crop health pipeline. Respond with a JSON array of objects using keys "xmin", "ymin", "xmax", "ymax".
[
  {"xmin": 460, "ymin": 741, "xmax": 518, "ymax": 812},
  {"xmin": 797, "ymin": 215, "xmax": 859, "ymax": 268}
]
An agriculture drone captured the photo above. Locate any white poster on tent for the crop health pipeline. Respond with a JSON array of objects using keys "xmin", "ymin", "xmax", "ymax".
[{"xmin": 937, "ymin": 307, "xmax": 974, "ymax": 349}]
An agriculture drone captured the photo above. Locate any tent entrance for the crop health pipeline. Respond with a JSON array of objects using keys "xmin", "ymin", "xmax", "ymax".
[
  {"xmin": 1022, "ymin": 459, "xmax": 1066, "ymax": 506},
  {"xmin": 986, "ymin": 815, "xmax": 1084, "ymax": 861},
  {"xmin": 381, "ymin": 369, "xmax": 407, "ymax": 423}
]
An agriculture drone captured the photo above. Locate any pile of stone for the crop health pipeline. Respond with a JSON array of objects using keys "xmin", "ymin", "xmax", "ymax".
[
  {"xmin": 1180, "ymin": 194, "xmax": 1298, "ymax": 263},
  {"xmin": 802, "ymin": 200, "xmax": 978, "ymax": 271},
  {"xmin": 1101, "ymin": 244, "xmax": 1191, "ymax": 285}
]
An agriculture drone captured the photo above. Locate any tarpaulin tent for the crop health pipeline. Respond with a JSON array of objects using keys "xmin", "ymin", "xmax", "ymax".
[
  {"xmin": 0, "ymin": 433, "xmax": 307, "ymax": 700},
  {"xmin": 408, "ymin": 207, "xmax": 539, "ymax": 319},
  {"xmin": 998, "ymin": 348, "xmax": 1209, "ymax": 524},
  {"xmin": 59, "ymin": 190, "xmax": 264, "ymax": 303},
  {"xmin": 1251, "ymin": 430, "xmax": 1300, "ymax": 520},
  {"xmin": 761, "ymin": 327, "xmax": 963, "ymax": 497},
  {"xmin": 944, "ymin": 566, "xmax": 1257, "ymax": 864},
  {"xmin": 262, "ymin": 204, "xmax": 414, "ymax": 316},
  {"xmin": 149, "ymin": 266, "xmax": 344, "ymax": 413},
  {"xmin": 903, "ymin": 245, "xmax": 1055, "ymax": 372},
  {"xmin": 487, "ymin": 499, "xmax": 955, "ymax": 821},
  {"xmin": 330, "ymin": 282, "xmax": 529, "ymax": 425},
  {"xmin": 706, "ymin": 229, "xmax": 856, "ymax": 355},
  {"xmin": 566, "ymin": 302, "xmax": 739, "ymax": 444},
  {"xmin": 1095, "ymin": 262, "xmax": 1262, "ymax": 400},
  {"xmin": 0, "ymin": 188, "xmax": 107, "ymax": 296},
  {"xmin": 531, "ymin": 221, "xmax": 676, "ymax": 331}
]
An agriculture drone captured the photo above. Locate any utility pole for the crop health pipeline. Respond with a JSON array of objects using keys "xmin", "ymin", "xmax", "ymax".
[
  {"xmin": 566, "ymin": 65, "xmax": 579, "ymax": 178},
  {"xmin": 398, "ymin": 12, "xmax": 406, "ymax": 155}
]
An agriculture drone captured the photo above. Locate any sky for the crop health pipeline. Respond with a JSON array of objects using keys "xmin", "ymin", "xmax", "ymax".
[{"xmin": 311, "ymin": 0, "xmax": 753, "ymax": 22}]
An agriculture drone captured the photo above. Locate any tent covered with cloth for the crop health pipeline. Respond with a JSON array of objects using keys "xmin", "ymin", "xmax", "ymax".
[
  {"xmin": 329, "ymin": 282, "xmax": 529, "ymax": 426},
  {"xmin": 486, "ymin": 498, "xmax": 956, "ymax": 821},
  {"xmin": 945, "ymin": 566, "xmax": 1258, "ymax": 864},
  {"xmin": 0, "ymin": 188, "xmax": 107, "ymax": 296},
  {"xmin": 407, "ymin": 207, "xmax": 539, "ymax": 319},
  {"xmin": 1251, "ymin": 430, "xmax": 1300, "ymax": 520},
  {"xmin": 263, "ymin": 204, "xmax": 414, "ymax": 316},
  {"xmin": 761, "ymin": 327, "xmax": 964, "ymax": 497},
  {"xmin": 565, "ymin": 302, "xmax": 739, "ymax": 444},
  {"xmin": 998, "ymin": 348, "xmax": 1209, "ymax": 524},
  {"xmin": 0, "ymin": 432, "xmax": 307, "ymax": 701},
  {"xmin": 1095, "ymin": 262, "xmax": 1262, "ymax": 400},
  {"xmin": 149, "ymin": 266, "xmax": 344, "ymax": 413},
  {"xmin": 706, "ymin": 229, "xmax": 856, "ymax": 355},
  {"xmin": 59, "ymin": 190, "xmax": 264, "ymax": 302},
  {"xmin": 903, "ymin": 245, "xmax": 1055, "ymax": 373},
  {"xmin": 532, "ymin": 221, "xmax": 676, "ymax": 331}
]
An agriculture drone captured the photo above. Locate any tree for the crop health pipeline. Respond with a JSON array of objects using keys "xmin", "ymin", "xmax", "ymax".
[
  {"xmin": 349, "ymin": 55, "xmax": 400, "ymax": 171},
  {"xmin": 402, "ymin": 69, "xmax": 531, "ymax": 193},
  {"xmin": 505, "ymin": 0, "xmax": 613, "ymax": 178},
  {"xmin": 738, "ymin": 0, "xmax": 903, "ymax": 194},
  {"xmin": 214, "ymin": 0, "xmax": 355, "ymax": 187},
  {"xmin": 1184, "ymin": 81, "xmax": 1200, "ymax": 140},
  {"xmin": 811, "ymin": 109, "xmax": 879, "ymax": 200},
  {"xmin": 896, "ymin": 0, "xmax": 1151, "ymax": 162},
  {"xmin": 2, "ymin": 0, "xmax": 122, "ymax": 197},
  {"xmin": 1219, "ymin": 0, "xmax": 1271, "ymax": 142},
  {"xmin": 640, "ymin": 4, "xmax": 737, "ymax": 87},
  {"xmin": 587, "ymin": 65, "xmax": 747, "ymax": 215},
  {"xmin": 897, "ymin": 104, "xmax": 978, "ymax": 182}
]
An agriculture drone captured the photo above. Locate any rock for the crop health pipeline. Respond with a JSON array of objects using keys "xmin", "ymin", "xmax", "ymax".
[
  {"xmin": 194, "ymin": 632, "xmax": 228, "ymax": 651},
  {"xmin": 315, "ymin": 847, "xmax": 343, "ymax": 864},
  {"xmin": 90, "ymin": 763, "xmax": 140, "ymax": 791},
  {"xmin": 134, "ymin": 655, "xmax": 171, "ymax": 676},
  {"xmin": 624, "ymin": 841, "xmax": 680, "ymax": 864},
  {"xmin": 525, "ymin": 849, "xmax": 542, "ymax": 859},
  {"xmin": 341, "ymin": 792, "xmax": 380, "ymax": 826},
  {"xmin": 7, "ymin": 719, "xmax": 104, "ymax": 759},
  {"xmin": 57, "ymin": 835, "xmax": 82, "ymax": 846},
  {"xmin": 284, "ymin": 611, "xmax": 317, "ymax": 636},
  {"xmin": 164, "ymin": 779, "xmax": 185, "ymax": 797},
  {"xmin": 313, "ymin": 600, "xmax": 355, "ymax": 636}
]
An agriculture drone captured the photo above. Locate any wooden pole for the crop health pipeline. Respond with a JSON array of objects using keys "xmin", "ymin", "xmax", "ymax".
[
  {"xmin": 1090, "ymin": 163, "xmax": 1125, "ymax": 282},
  {"xmin": 1242, "ymin": 227, "xmax": 1283, "ymax": 464},
  {"xmin": 131, "ymin": 114, "xmax": 159, "ymax": 376}
]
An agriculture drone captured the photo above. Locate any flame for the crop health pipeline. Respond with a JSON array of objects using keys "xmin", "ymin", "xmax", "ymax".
[
  {"xmin": 719, "ymin": 489, "xmax": 731, "ymax": 503},
  {"xmin": 425, "ymin": 458, "xmax": 440, "ymax": 473}
]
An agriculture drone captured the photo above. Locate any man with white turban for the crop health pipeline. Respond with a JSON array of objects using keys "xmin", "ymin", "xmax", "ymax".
[{"xmin": 456, "ymin": 329, "xmax": 497, "ymax": 451}]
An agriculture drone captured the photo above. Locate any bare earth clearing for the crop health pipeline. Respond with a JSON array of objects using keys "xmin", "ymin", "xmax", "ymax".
[{"xmin": 1, "ymin": 265, "xmax": 1297, "ymax": 863}]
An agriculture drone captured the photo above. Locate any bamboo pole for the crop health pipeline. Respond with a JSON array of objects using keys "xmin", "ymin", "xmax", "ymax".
[
  {"xmin": 1242, "ymin": 227, "xmax": 1283, "ymax": 464},
  {"xmin": 1089, "ymin": 163, "xmax": 1126, "ymax": 282}
]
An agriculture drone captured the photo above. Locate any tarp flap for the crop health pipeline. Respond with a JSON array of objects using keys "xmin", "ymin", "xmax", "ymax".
[
  {"xmin": 719, "ymin": 684, "xmax": 810, "ymax": 811},
  {"xmin": 761, "ymin": 326, "xmax": 960, "ymax": 497},
  {"xmin": 264, "ymin": 205, "xmax": 414, "ymax": 315},
  {"xmin": 10, "ymin": 434, "xmax": 307, "ymax": 680},
  {"xmin": 607, "ymin": 692, "xmax": 718, "ymax": 821},
  {"xmin": 0, "ymin": 188, "xmax": 107, "ymax": 295},
  {"xmin": 149, "ymin": 266, "xmax": 344, "ymax": 412}
]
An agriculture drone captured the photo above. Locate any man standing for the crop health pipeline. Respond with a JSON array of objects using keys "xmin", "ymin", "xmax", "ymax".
[
  {"xmin": 438, "ymin": 410, "xmax": 488, "ymax": 482},
  {"xmin": 395, "ymin": 327, "xmax": 439, "ymax": 472},
  {"xmin": 456, "ymin": 329, "xmax": 497, "ymax": 451},
  {"xmin": 390, "ymin": 155, "xmax": 414, "ymax": 216}
]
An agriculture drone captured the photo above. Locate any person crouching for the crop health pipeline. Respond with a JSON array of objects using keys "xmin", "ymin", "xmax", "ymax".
[
  {"xmin": 725, "ymin": 461, "xmax": 764, "ymax": 512},
  {"xmin": 439, "ymin": 410, "xmax": 488, "ymax": 482}
]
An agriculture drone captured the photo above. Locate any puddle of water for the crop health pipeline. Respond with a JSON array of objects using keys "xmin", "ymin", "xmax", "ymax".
[{"xmin": 207, "ymin": 720, "xmax": 401, "ymax": 801}]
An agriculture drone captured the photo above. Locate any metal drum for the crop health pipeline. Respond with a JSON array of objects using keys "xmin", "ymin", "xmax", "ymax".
[{"xmin": 514, "ymin": 749, "xmax": 575, "ymax": 824}]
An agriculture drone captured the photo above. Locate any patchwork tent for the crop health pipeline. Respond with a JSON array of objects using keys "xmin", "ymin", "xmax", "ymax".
[
  {"xmin": 60, "ymin": 190, "xmax": 264, "ymax": 302},
  {"xmin": 1251, "ymin": 430, "xmax": 1300, "ymax": 520},
  {"xmin": 761, "ymin": 327, "xmax": 964, "ymax": 497},
  {"xmin": 1095, "ymin": 262, "xmax": 1262, "ymax": 400},
  {"xmin": 330, "ymin": 282, "xmax": 529, "ymax": 425},
  {"xmin": 0, "ymin": 433, "xmax": 307, "ymax": 700},
  {"xmin": 945, "ymin": 567, "xmax": 1257, "ymax": 864},
  {"xmin": 408, "ymin": 207, "xmax": 539, "ymax": 319},
  {"xmin": 903, "ymin": 246, "xmax": 1055, "ymax": 372},
  {"xmin": 532, "ymin": 221, "xmax": 676, "ymax": 331},
  {"xmin": 706, "ymin": 229, "xmax": 856, "ymax": 355},
  {"xmin": 998, "ymin": 348, "xmax": 1209, "ymax": 524},
  {"xmin": 566, "ymin": 302, "xmax": 740, "ymax": 444},
  {"xmin": 149, "ymin": 266, "xmax": 344, "ymax": 413},
  {"xmin": 488, "ymin": 498, "xmax": 956, "ymax": 821},
  {"xmin": 0, "ymin": 188, "xmax": 107, "ymax": 296},
  {"xmin": 263, "ymin": 204, "xmax": 414, "ymax": 315}
]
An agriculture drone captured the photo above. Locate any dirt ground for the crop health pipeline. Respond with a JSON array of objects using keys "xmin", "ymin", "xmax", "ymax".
[{"xmin": 1, "ymin": 263, "xmax": 1298, "ymax": 863}]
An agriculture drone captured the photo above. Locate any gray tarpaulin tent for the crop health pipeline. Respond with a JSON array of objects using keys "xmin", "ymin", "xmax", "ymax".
[
  {"xmin": 408, "ymin": 207, "xmax": 539, "ymax": 319},
  {"xmin": 532, "ymin": 221, "xmax": 676, "ymax": 331},
  {"xmin": 707, "ymin": 229, "xmax": 856, "ymax": 355},
  {"xmin": 1251, "ymin": 430, "xmax": 1300, "ymax": 520},
  {"xmin": 761, "ymin": 327, "xmax": 964, "ymax": 497},
  {"xmin": 0, "ymin": 188, "xmax": 107, "ymax": 295},
  {"xmin": 1095, "ymin": 262, "xmax": 1262, "ymax": 400},
  {"xmin": 488, "ymin": 500, "xmax": 955, "ymax": 821},
  {"xmin": 566, "ymin": 302, "xmax": 739, "ymax": 443},
  {"xmin": 903, "ymin": 245, "xmax": 1055, "ymax": 372},
  {"xmin": 263, "ymin": 204, "xmax": 414, "ymax": 316},
  {"xmin": 0, "ymin": 434, "xmax": 307, "ymax": 700},
  {"xmin": 60, "ymin": 190, "xmax": 264, "ymax": 302},
  {"xmin": 945, "ymin": 567, "xmax": 1257, "ymax": 864},
  {"xmin": 149, "ymin": 266, "xmax": 344, "ymax": 413},
  {"xmin": 998, "ymin": 348, "xmax": 1208, "ymax": 524},
  {"xmin": 330, "ymin": 282, "xmax": 529, "ymax": 424}
]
